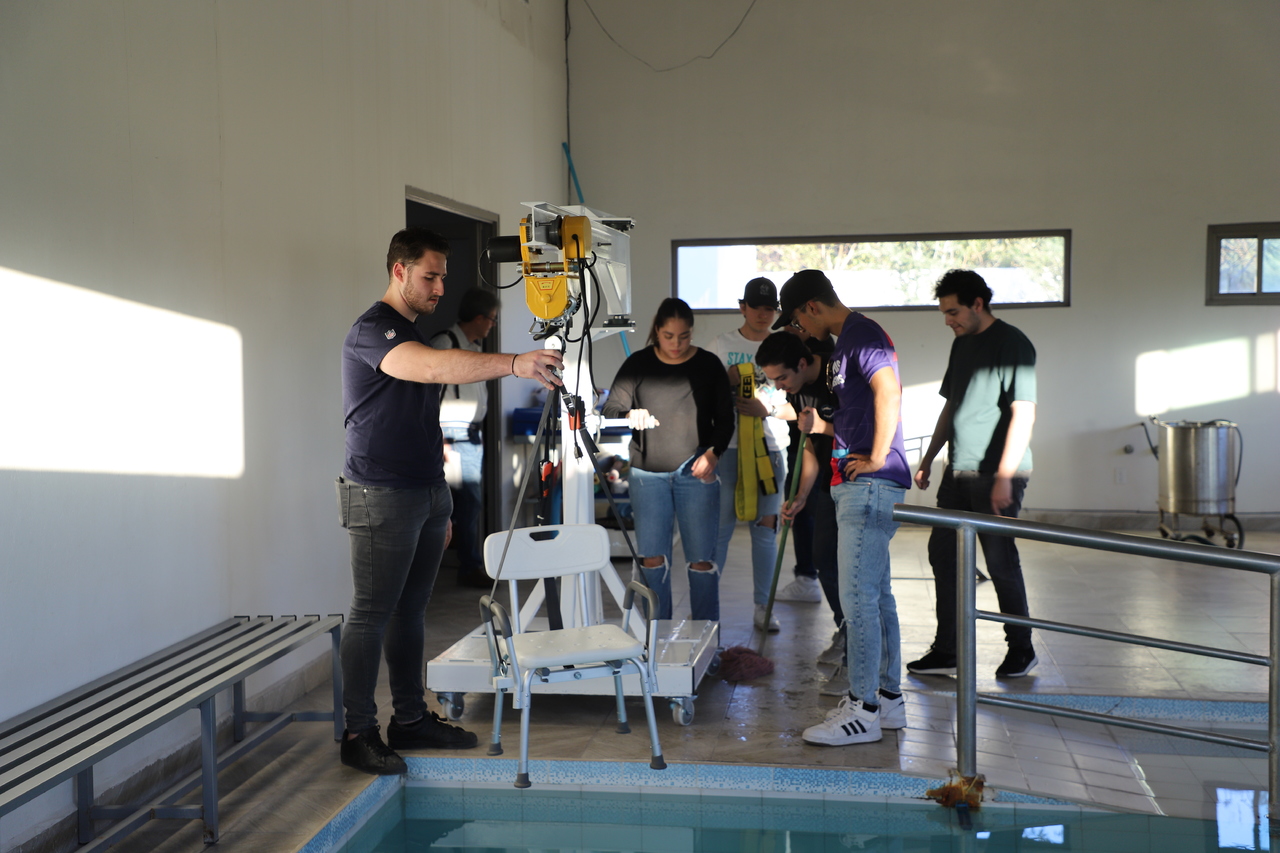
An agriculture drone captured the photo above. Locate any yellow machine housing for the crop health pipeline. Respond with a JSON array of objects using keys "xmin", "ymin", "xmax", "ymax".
[{"xmin": 521, "ymin": 215, "xmax": 592, "ymax": 322}]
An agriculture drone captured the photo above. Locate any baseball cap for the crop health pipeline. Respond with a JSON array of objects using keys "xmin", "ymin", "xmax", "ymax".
[
  {"xmin": 740, "ymin": 277, "xmax": 779, "ymax": 310},
  {"xmin": 773, "ymin": 269, "xmax": 836, "ymax": 329}
]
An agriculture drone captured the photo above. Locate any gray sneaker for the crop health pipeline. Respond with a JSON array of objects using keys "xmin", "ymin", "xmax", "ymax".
[
  {"xmin": 819, "ymin": 663, "xmax": 849, "ymax": 697},
  {"xmin": 818, "ymin": 627, "xmax": 846, "ymax": 665}
]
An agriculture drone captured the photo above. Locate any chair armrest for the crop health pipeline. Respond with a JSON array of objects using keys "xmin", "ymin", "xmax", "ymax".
[
  {"xmin": 623, "ymin": 580, "xmax": 658, "ymax": 625},
  {"xmin": 479, "ymin": 595, "xmax": 513, "ymax": 640}
]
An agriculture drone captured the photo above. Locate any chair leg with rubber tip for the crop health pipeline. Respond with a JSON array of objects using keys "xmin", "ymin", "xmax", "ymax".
[
  {"xmin": 515, "ymin": 676, "xmax": 534, "ymax": 788},
  {"xmin": 488, "ymin": 691, "xmax": 504, "ymax": 756},
  {"xmin": 637, "ymin": 659, "xmax": 666, "ymax": 770},
  {"xmin": 613, "ymin": 671, "xmax": 631, "ymax": 734}
]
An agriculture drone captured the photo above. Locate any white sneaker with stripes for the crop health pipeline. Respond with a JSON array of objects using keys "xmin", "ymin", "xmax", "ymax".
[
  {"xmin": 802, "ymin": 697, "xmax": 882, "ymax": 745},
  {"xmin": 823, "ymin": 691, "xmax": 906, "ymax": 729}
]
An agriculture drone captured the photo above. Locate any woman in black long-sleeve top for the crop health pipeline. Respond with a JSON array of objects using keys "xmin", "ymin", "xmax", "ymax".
[{"xmin": 603, "ymin": 298, "xmax": 734, "ymax": 621}]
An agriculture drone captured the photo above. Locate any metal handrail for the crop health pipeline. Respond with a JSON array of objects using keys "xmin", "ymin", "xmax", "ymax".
[{"xmin": 892, "ymin": 504, "xmax": 1280, "ymax": 830}]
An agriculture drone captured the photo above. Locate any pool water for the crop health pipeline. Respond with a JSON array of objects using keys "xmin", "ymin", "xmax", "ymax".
[{"xmin": 326, "ymin": 784, "xmax": 1267, "ymax": 853}]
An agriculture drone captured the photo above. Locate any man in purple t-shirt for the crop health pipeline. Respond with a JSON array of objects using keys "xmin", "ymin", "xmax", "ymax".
[
  {"xmin": 337, "ymin": 227, "xmax": 562, "ymax": 776},
  {"xmin": 774, "ymin": 270, "xmax": 910, "ymax": 747}
]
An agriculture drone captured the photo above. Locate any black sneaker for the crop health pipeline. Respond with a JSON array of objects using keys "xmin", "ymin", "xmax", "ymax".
[
  {"xmin": 340, "ymin": 727, "xmax": 407, "ymax": 775},
  {"xmin": 906, "ymin": 648, "xmax": 957, "ymax": 676},
  {"xmin": 995, "ymin": 646, "xmax": 1038, "ymax": 678},
  {"xmin": 387, "ymin": 712, "xmax": 479, "ymax": 750}
]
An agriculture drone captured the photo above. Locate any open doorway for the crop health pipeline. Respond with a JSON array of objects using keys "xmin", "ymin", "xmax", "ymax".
[{"xmin": 405, "ymin": 189, "xmax": 503, "ymax": 580}]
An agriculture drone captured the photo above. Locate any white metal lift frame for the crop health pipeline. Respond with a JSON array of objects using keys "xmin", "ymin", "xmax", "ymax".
[{"xmin": 425, "ymin": 203, "xmax": 719, "ymax": 726}]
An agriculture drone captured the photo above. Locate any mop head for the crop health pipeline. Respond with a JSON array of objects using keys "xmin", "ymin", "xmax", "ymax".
[
  {"xmin": 718, "ymin": 645, "xmax": 775, "ymax": 681},
  {"xmin": 926, "ymin": 770, "xmax": 985, "ymax": 809}
]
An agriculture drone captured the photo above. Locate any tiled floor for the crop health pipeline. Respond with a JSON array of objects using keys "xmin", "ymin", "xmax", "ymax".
[{"xmin": 96, "ymin": 525, "xmax": 1279, "ymax": 853}]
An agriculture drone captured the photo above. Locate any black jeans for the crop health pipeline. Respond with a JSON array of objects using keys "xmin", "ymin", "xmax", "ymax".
[
  {"xmin": 806, "ymin": 487, "xmax": 844, "ymax": 627},
  {"xmin": 927, "ymin": 467, "xmax": 1031, "ymax": 655},
  {"xmin": 336, "ymin": 476, "xmax": 452, "ymax": 733}
]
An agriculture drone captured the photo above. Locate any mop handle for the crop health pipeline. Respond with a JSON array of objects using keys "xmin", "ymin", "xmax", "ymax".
[{"xmin": 759, "ymin": 431, "xmax": 808, "ymax": 646}]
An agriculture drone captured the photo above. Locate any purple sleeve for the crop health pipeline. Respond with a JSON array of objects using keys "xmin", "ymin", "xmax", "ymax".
[{"xmin": 852, "ymin": 322, "xmax": 897, "ymax": 384}]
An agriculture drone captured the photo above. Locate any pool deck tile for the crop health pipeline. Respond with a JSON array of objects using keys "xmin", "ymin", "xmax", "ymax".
[{"xmin": 87, "ymin": 529, "xmax": 1280, "ymax": 853}]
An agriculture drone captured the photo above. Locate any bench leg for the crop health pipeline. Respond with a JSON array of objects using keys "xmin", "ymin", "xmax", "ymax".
[
  {"xmin": 330, "ymin": 622, "xmax": 344, "ymax": 742},
  {"xmin": 76, "ymin": 767, "xmax": 94, "ymax": 843},
  {"xmin": 233, "ymin": 680, "xmax": 247, "ymax": 742},
  {"xmin": 199, "ymin": 696, "xmax": 219, "ymax": 844}
]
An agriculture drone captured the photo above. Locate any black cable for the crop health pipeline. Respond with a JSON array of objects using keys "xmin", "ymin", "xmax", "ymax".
[
  {"xmin": 564, "ymin": 0, "xmax": 573, "ymax": 205},
  {"xmin": 581, "ymin": 0, "xmax": 758, "ymax": 73}
]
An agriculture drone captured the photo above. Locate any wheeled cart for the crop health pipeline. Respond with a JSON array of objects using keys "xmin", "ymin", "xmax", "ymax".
[{"xmin": 1151, "ymin": 417, "xmax": 1244, "ymax": 549}]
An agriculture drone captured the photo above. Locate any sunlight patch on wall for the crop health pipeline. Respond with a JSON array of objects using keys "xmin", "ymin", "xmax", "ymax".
[
  {"xmin": 0, "ymin": 266, "xmax": 244, "ymax": 477},
  {"xmin": 900, "ymin": 380, "xmax": 945, "ymax": 464},
  {"xmin": 901, "ymin": 380, "xmax": 944, "ymax": 440},
  {"xmin": 1134, "ymin": 337, "xmax": 1251, "ymax": 416},
  {"xmin": 1256, "ymin": 330, "xmax": 1279, "ymax": 395}
]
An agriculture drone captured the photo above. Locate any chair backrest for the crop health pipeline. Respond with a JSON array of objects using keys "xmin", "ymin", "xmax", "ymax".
[{"xmin": 483, "ymin": 524, "xmax": 612, "ymax": 582}]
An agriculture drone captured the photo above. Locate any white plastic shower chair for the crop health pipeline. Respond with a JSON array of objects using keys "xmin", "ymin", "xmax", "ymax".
[{"xmin": 478, "ymin": 524, "xmax": 666, "ymax": 788}]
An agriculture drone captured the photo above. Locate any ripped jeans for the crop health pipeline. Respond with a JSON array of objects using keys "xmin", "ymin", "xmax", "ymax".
[{"xmin": 627, "ymin": 453, "xmax": 721, "ymax": 621}]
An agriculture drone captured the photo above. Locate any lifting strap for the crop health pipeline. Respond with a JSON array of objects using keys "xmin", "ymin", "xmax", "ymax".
[{"xmin": 734, "ymin": 368, "xmax": 776, "ymax": 521}]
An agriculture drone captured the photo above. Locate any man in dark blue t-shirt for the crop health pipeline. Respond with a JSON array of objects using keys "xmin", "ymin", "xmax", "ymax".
[{"xmin": 337, "ymin": 227, "xmax": 562, "ymax": 775}]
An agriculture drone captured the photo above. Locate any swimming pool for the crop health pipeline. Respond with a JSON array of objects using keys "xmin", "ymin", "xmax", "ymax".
[{"xmin": 300, "ymin": 759, "xmax": 1269, "ymax": 852}]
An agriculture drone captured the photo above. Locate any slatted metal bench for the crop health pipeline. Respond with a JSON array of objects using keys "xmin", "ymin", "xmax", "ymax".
[{"xmin": 0, "ymin": 614, "xmax": 343, "ymax": 848}]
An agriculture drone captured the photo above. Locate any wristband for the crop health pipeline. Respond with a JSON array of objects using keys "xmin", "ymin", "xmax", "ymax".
[{"xmin": 510, "ymin": 353, "xmax": 518, "ymax": 376}]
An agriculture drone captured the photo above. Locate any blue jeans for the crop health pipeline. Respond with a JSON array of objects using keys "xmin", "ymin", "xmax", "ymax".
[
  {"xmin": 442, "ymin": 426, "xmax": 484, "ymax": 572},
  {"xmin": 714, "ymin": 447, "xmax": 786, "ymax": 606},
  {"xmin": 336, "ymin": 476, "xmax": 452, "ymax": 733},
  {"xmin": 832, "ymin": 477, "xmax": 905, "ymax": 703},
  {"xmin": 627, "ymin": 454, "xmax": 721, "ymax": 621}
]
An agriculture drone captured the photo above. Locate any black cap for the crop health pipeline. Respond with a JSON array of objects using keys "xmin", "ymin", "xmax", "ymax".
[
  {"xmin": 740, "ymin": 277, "xmax": 778, "ymax": 309},
  {"xmin": 773, "ymin": 269, "xmax": 835, "ymax": 329}
]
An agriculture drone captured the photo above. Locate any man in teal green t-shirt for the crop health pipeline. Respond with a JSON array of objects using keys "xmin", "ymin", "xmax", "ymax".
[{"xmin": 907, "ymin": 269, "xmax": 1039, "ymax": 680}]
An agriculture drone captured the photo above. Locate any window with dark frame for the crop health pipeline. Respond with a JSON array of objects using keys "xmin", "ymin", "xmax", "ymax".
[
  {"xmin": 1207, "ymin": 222, "xmax": 1280, "ymax": 306},
  {"xmin": 673, "ymin": 230, "xmax": 1071, "ymax": 311}
]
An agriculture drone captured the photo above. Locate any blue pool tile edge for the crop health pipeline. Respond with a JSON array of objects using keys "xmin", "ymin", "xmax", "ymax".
[
  {"xmin": 931, "ymin": 691, "xmax": 1267, "ymax": 724},
  {"xmin": 294, "ymin": 773, "xmax": 400, "ymax": 853},
  {"xmin": 299, "ymin": 759, "xmax": 1089, "ymax": 852}
]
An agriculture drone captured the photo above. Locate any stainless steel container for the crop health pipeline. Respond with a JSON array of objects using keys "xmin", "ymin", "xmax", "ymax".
[{"xmin": 1157, "ymin": 420, "xmax": 1239, "ymax": 516}]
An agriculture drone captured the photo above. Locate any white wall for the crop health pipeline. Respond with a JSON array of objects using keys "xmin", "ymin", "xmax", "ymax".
[
  {"xmin": 0, "ymin": 1, "xmax": 566, "ymax": 847},
  {"xmin": 567, "ymin": 0, "xmax": 1280, "ymax": 515}
]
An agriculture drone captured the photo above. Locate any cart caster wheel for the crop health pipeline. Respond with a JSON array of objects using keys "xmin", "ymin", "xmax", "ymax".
[
  {"xmin": 437, "ymin": 692, "xmax": 465, "ymax": 721},
  {"xmin": 670, "ymin": 698, "xmax": 694, "ymax": 726},
  {"xmin": 707, "ymin": 652, "xmax": 722, "ymax": 678},
  {"xmin": 1225, "ymin": 514, "xmax": 1244, "ymax": 550}
]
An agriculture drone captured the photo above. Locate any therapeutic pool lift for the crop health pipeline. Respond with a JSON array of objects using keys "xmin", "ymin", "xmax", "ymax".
[{"xmin": 425, "ymin": 203, "xmax": 720, "ymax": 729}]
